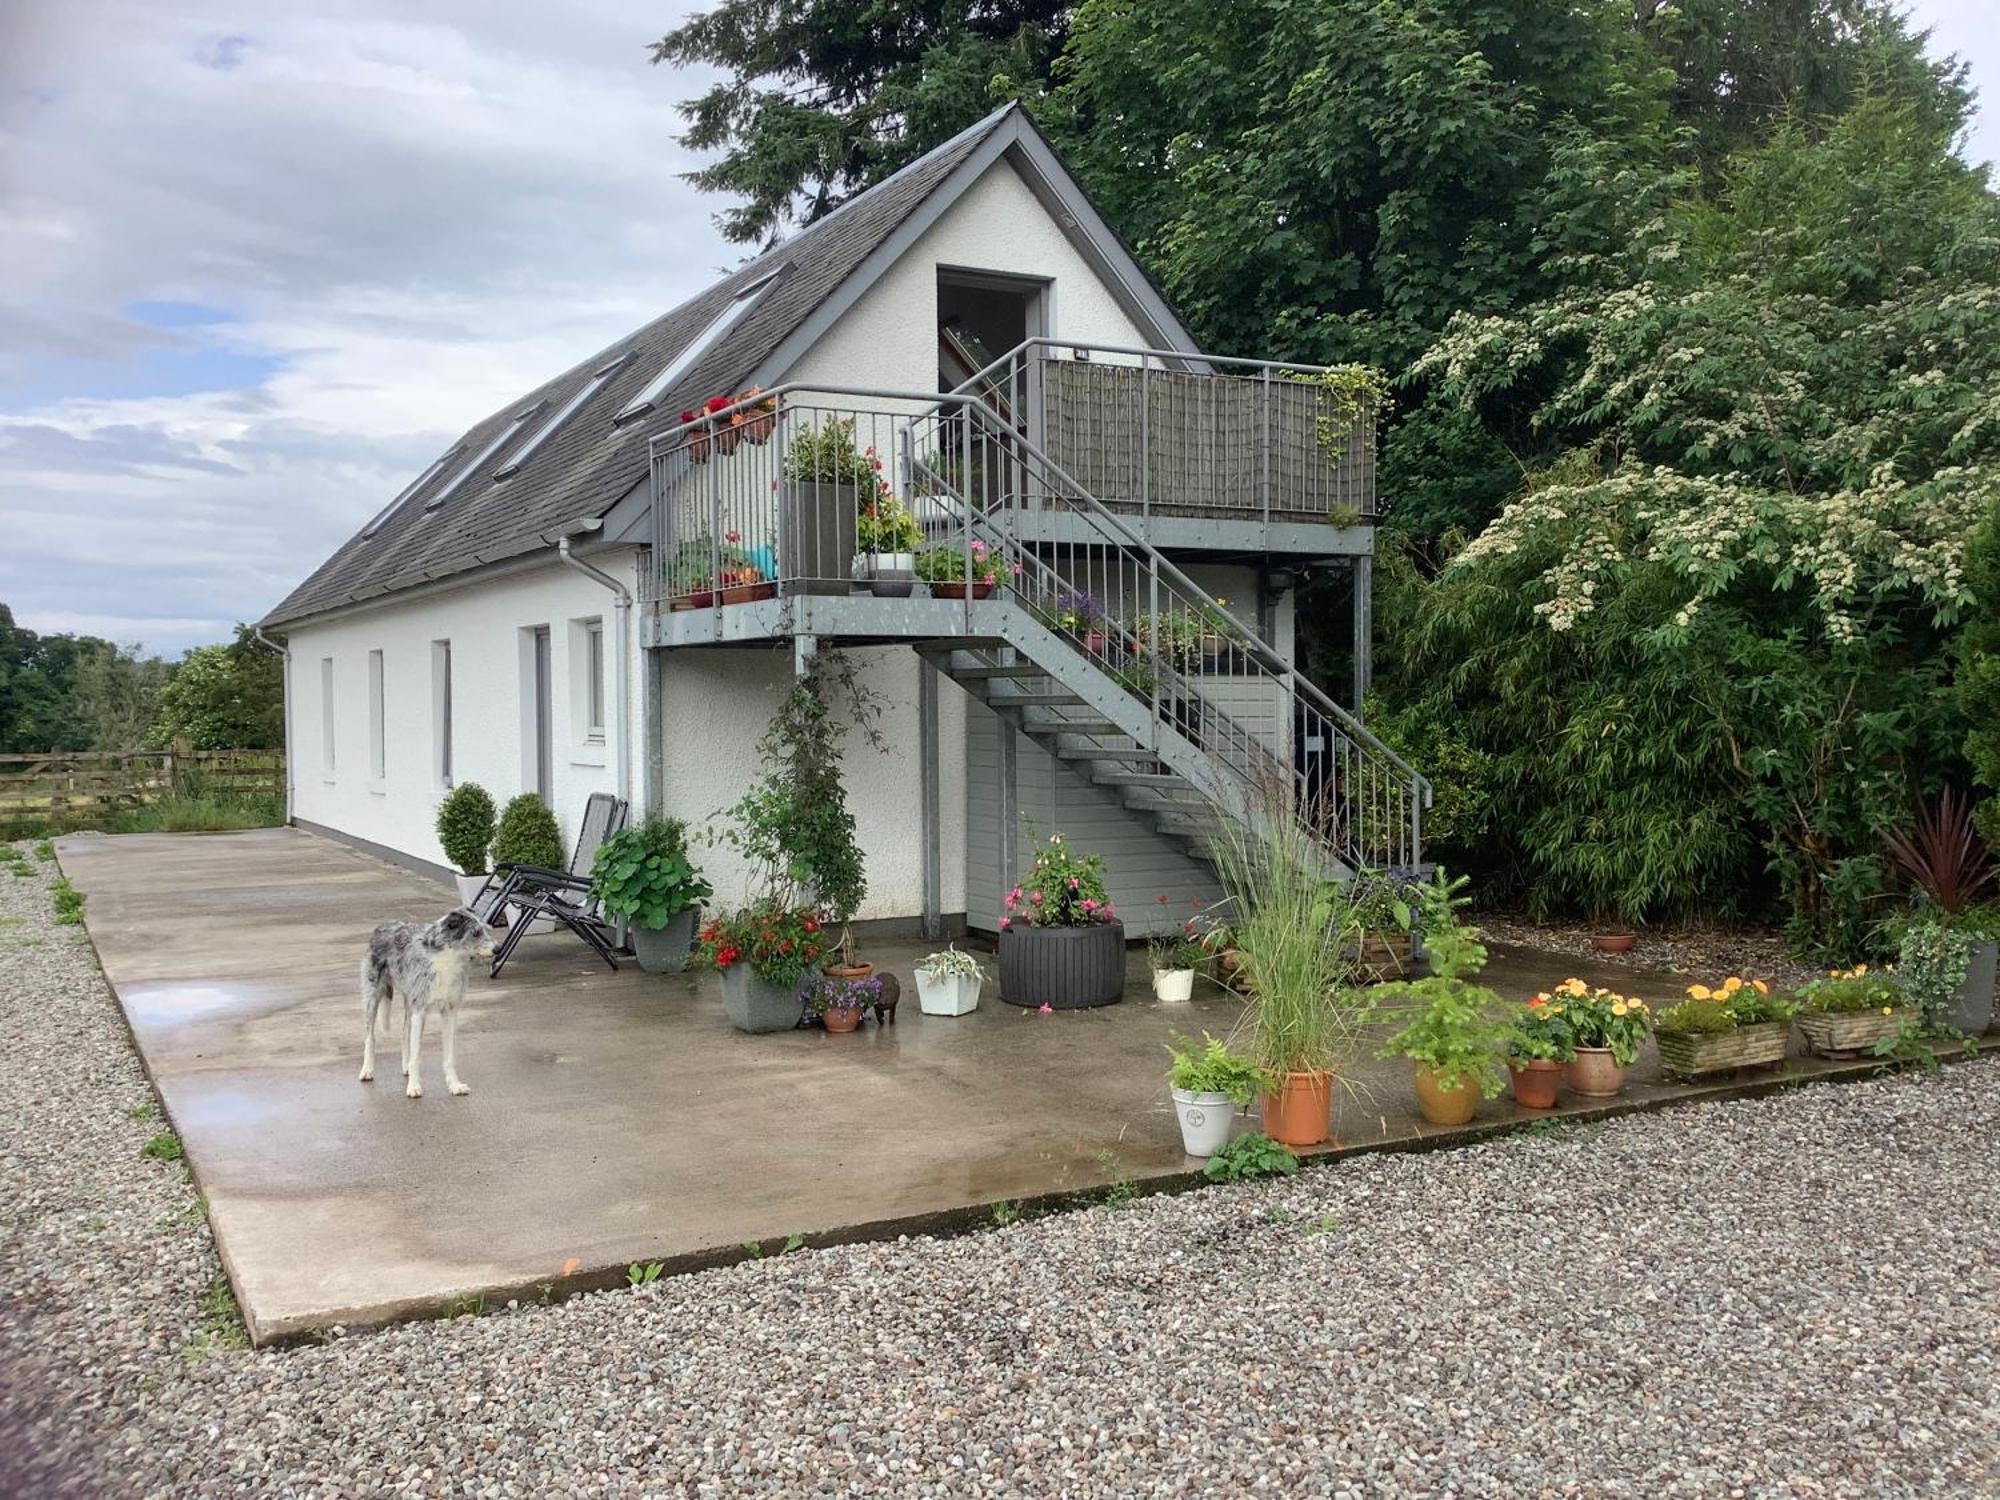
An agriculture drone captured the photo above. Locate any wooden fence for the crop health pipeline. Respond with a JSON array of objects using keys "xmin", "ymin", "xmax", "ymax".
[{"xmin": 0, "ymin": 749, "xmax": 285, "ymax": 828}]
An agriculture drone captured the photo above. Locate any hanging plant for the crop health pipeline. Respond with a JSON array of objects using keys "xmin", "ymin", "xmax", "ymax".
[{"xmin": 1288, "ymin": 364, "xmax": 1388, "ymax": 472}]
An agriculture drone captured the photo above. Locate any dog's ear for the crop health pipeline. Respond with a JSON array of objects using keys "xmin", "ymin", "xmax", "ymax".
[{"xmin": 442, "ymin": 909, "xmax": 472, "ymax": 938}]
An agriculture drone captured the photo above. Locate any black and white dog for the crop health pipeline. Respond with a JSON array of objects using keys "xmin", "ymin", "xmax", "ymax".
[{"xmin": 359, "ymin": 908, "xmax": 495, "ymax": 1099}]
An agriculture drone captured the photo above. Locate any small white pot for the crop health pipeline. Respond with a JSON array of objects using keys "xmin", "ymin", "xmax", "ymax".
[
  {"xmin": 916, "ymin": 971, "xmax": 981, "ymax": 1016},
  {"xmin": 454, "ymin": 873, "xmax": 490, "ymax": 910},
  {"xmin": 1153, "ymin": 969, "xmax": 1196, "ymax": 1002},
  {"xmin": 1171, "ymin": 1088, "xmax": 1235, "ymax": 1157}
]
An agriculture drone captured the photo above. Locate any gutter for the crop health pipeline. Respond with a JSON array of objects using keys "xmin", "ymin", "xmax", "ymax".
[
  {"xmin": 555, "ymin": 522, "xmax": 634, "ymax": 818},
  {"xmin": 250, "ymin": 625, "xmax": 294, "ymax": 824}
]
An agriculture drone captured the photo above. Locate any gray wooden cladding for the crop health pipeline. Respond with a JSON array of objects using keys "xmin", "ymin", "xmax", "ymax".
[
  {"xmin": 1040, "ymin": 361, "xmax": 1375, "ymax": 521},
  {"xmin": 0, "ymin": 749, "xmax": 284, "ymax": 826}
]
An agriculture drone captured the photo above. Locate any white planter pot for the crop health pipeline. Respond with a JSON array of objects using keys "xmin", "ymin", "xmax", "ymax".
[
  {"xmin": 915, "ymin": 971, "xmax": 981, "ymax": 1016},
  {"xmin": 1153, "ymin": 969, "xmax": 1195, "ymax": 1002},
  {"xmin": 1171, "ymin": 1088, "xmax": 1235, "ymax": 1157},
  {"xmin": 453, "ymin": 873, "xmax": 490, "ymax": 910}
]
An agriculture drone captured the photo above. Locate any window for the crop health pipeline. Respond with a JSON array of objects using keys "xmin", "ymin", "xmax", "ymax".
[
  {"xmin": 498, "ymin": 356, "xmax": 627, "ymax": 478},
  {"xmin": 615, "ymin": 275, "xmax": 776, "ymax": 422},
  {"xmin": 586, "ymin": 620, "xmax": 605, "ymax": 740},
  {"xmin": 367, "ymin": 650, "xmax": 386, "ymax": 784},
  {"xmin": 360, "ymin": 450, "xmax": 456, "ymax": 538},
  {"xmin": 319, "ymin": 657, "xmax": 336, "ymax": 773},
  {"xmin": 432, "ymin": 640, "xmax": 453, "ymax": 789},
  {"xmin": 424, "ymin": 407, "xmax": 539, "ymax": 512}
]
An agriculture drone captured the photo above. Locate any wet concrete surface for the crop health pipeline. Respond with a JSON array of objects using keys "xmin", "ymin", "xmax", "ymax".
[{"xmin": 55, "ymin": 827, "xmax": 1994, "ymax": 1344}]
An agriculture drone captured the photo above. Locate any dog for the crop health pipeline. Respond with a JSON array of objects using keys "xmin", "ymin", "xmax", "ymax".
[{"xmin": 358, "ymin": 907, "xmax": 495, "ymax": 1098}]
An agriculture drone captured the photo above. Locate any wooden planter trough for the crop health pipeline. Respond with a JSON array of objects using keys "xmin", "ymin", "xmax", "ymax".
[
  {"xmin": 1795, "ymin": 1007, "xmax": 1907, "ymax": 1059},
  {"xmin": 1655, "ymin": 1020, "xmax": 1791, "ymax": 1080}
]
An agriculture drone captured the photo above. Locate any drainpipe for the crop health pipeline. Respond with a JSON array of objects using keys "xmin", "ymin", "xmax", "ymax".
[
  {"xmin": 556, "ymin": 523, "xmax": 633, "ymax": 818},
  {"xmin": 249, "ymin": 625, "xmax": 294, "ymax": 825}
]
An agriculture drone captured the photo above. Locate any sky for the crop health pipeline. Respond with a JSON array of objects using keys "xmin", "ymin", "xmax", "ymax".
[{"xmin": 1, "ymin": 1, "xmax": 1995, "ymax": 659}]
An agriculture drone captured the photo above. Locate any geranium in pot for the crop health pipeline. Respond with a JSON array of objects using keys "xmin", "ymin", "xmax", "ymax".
[
  {"xmin": 1653, "ymin": 976, "xmax": 1796, "ymax": 1079},
  {"xmin": 435, "ymin": 781, "xmax": 497, "ymax": 909},
  {"xmin": 1508, "ymin": 995, "xmax": 1575, "ymax": 1108},
  {"xmin": 1553, "ymin": 979, "xmax": 1652, "ymax": 1096},
  {"xmin": 1147, "ymin": 922, "xmax": 1208, "ymax": 1002},
  {"xmin": 1884, "ymin": 788, "xmax": 1998, "ymax": 1035},
  {"xmin": 590, "ymin": 817, "xmax": 713, "ymax": 974},
  {"xmin": 1794, "ymin": 965, "xmax": 1908, "ymax": 1057},
  {"xmin": 914, "ymin": 540, "xmax": 1003, "ymax": 599},
  {"xmin": 696, "ymin": 901, "xmax": 826, "ymax": 1032},
  {"xmin": 801, "ymin": 971, "xmax": 881, "ymax": 1034},
  {"xmin": 1164, "ymin": 1032, "xmax": 1270, "ymax": 1157},
  {"xmin": 914, "ymin": 946, "xmax": 985, "ymax": 1015},
  {"xmin": 1366, "ymin": 872, "xmax": 1508, "ymax": 1126},
  {"xmin": 997, "ymin": 833, "xmax": 1124, "ymax": 1008},
  {"xmin": 854, "ymin": 492, "xmax": 923, "ymax": 598}
]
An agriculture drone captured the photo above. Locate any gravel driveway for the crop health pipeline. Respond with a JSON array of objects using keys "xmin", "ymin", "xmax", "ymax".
[{"xmin": 4, "ymin": 840, "xmax": 1997, "ymax": 1497}]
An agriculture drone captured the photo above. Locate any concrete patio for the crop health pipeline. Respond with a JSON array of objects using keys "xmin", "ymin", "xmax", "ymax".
[{"xmin": 57, "ymin": 826, "xmax": 1979, "ymax": 1346}]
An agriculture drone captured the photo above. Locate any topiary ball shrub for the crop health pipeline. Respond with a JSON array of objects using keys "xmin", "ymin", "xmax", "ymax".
[
  {"xmin": 435, "ymin": 782, "xmax": 497, "ymax": 875},
  {"xmin": 492, "ymin": 793, "xmax": 565, "ymax": 871}
]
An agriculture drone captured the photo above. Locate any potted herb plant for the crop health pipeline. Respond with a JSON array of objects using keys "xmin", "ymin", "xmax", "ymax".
[
  {"xmin": 1508, "ymin": 995, "xmax": 1575, "ymax": 1108},
  {"xmin": 435, "ymin": 781, "xmax": 496, "ymax": 908},
  {"xmin": 914, "ymin": 540, "xmax": 1002, "ymax": 599},
  {"xmin": 1653, "ymin": 976, "xmax": 1797, "ymax": 1079},
  {"xmin": 801, "ymin": 972, "xmax": 880, "ymax": 1033},
  {"xmin": 1553, "ymin": 979, "xmax": 1652, "ymax": 1096},
  {"xmin": 1366, "ymin": 872, "xmax": 1508, "ymax": 1126},
  {"xmin": 853, "ymin": 493, "xmax": 923, "ymax": 597},
  {"xmin": 780, "ymin": 416, "xmax": 873, "ymax": 594},
  {"xmin": 997, "ymin": 833, "xmax": 1125, "ymax": 1008},
  {"xmin": 1884, "ymin": 788, "xmax": 1997, "ymax": 1035},
  {"xmin": 590, "ymin": 817, "xmax": 713, "ymax": 974},
  {"xmin": 1794, "ymin": 965, "xmax": 1908, "ymax": 1057},
  {"xmin": 696, "ymin": 901, "xmax": 826, "ymax": 1032},
  {"xmin": 914, "ymin": 946, "xmax": 984, "ymax": 1016},
  {"xmin": 1165, "ymin": 1032, "xmax": 1269, "ymax": 1157},
  {"xmin": 1147, "ymin": 923, "xmax": 1207, "ymax": 1002}
]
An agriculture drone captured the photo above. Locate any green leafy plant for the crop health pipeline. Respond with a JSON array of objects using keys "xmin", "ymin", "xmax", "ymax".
[
  {"xmin": 914, "ymin": 540, "xmax": 1002, "ymax": 585},
  {"xmin": 1509, "ymin": 994, "xmax": 1577, "ymax": 1064},
  {"xmin": 1656, "ymin": 975, "xmax": 1799, "ymax": 1036},
  {"xmin": 1202, "ymin": 1132, "xmax": 1299, "ymax": 1182},
  {"xmin": 140, "ymin": 1130, "xmax": 183, "ymax": 1162},
  {"xmin": 434, "ymin": 782, "xmax": 496, "ymax": 876},
  {"xmin": 52, "ymin": 877, "xmax": 85, "ymax": 925},
  {"xmin": 591, "ymin": 818, "xmax": 713, "ymax": 930},
  {"xmin": 1366, "ymin": 871, "xmax": 1509, "ymax": 1095},
  {"xmin": 783, "ymin": 416, "xmax": 881, "ymax": 488},
  {"xmin": 1128, "ymin": 609, "xmax": 1202, "ymax": 671},
  {"xmin": 627, "ymin": 1261, "xmax": 664, "ymax": 1288},
  {"xmin": 914, "ymin": 946, "xmax": 984, "ymax": 981},
  {"xmin": 1288, "ymin": 365, "xmax": 1390, "ymax": 471},
  {"xmin": 1165, "ymin": 1032, "xmax": 1272, "ymax": 1106},
  {"xmin": 1147, "ymin": 924, "xmax": 1208, "ymax": 974},
  {"xmin": 1798, "ymin": 965, "xmax": 1904, "ymax": 1015},
  {"xmin": 491, "ymin": 793, "xmax": 564, "ymax": 871},
  {"xmin": 1005, "ymin": 832, "xmax": 1113, "ymax": 929},
  {"xmin": 855, "ymin": 495, "xmax": 923, "ymax": 553},
  {"xmin": 32, "ymin": 840, "xmax": 54, "ymax": 862},
  {"xmin": 1894, "ymin": 923, "xmax": 1980, "ymax": 1028}
]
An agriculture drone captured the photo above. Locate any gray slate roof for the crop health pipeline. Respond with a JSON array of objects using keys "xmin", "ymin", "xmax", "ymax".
[{"xmin": 262, "ymin": 107, "xmax": 1017, "ymax": 627}]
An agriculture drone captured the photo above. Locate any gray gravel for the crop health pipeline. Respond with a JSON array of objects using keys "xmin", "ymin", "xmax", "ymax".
[{"xmin": 4, "ymin": 840, "xmax": 1998, "ymax": 1497}]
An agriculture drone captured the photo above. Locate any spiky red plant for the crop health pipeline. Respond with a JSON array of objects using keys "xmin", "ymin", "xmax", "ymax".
[{"xmin": 1882, "ymin": 786, "xmax": 1996, "ymax": 916}]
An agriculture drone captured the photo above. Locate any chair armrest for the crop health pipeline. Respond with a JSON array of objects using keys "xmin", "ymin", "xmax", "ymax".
[{"xmin": 492, "ymin": 863, "xmax": 589, "ymax": 889}]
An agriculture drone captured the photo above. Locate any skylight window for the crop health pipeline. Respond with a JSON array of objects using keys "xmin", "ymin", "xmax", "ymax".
[
  {"xmin": 360, "ymin": 449, "xmax": 458, "ymax": 539},
  {"xmin": 497, "ymin": 355, "xmax": 627, "ymax": 479},
  {"xmin": 424, "ymin": 405, "xmax": 540, "ymax": 512},
  {"xmin": 615, "ymin": 274, "xmax": 776, "ymax": 423}
]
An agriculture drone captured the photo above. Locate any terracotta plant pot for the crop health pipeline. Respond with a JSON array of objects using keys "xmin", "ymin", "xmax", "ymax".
[
  {"xmin": 1260, "ymin": 1070, "xmax": 1332, "ymax": 1148},
  {"xmin": 1590, "ymin": 933, "xmax": 1635, "ymax": 955},
  {"xmin": 1509, "ymin": 1059, "xmax": 1562, "ymax": 1110},
  {"xmin": 741, "ymin": 407, "xmax": 776, "ymax": 444},
  {"xmin": 821, "ymin": 1006, "xmax": 863, "ymax": 1034},
  {"xmin": 1566, "ymin": 1047, "xmax": 1627, "ymax": 1097},
  {"xmin": 681, "ymin": 588, "xmax": 714, "ymax": 610},
  {"xmin": 930, "ymin": 580, "xmax": 996, "ymax": 600},
  {"xmin": 822, "ymin": 961, "xmax": 874, "ymax": 982},
  {"xmin": 669, "ymin": 596, "xmax": 695, "ymax": 612},
  {"xmin": 721, "ymin": 581, "xmax": 776, "ymax": 605},
  {"xmin": 1412, "ymin": 1063, "xmax": 1481, "ymax": 1126}
]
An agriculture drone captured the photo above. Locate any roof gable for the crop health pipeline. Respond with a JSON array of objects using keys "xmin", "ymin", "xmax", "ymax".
[{"xmin": 263, "ymin": 105, "xmax": 1194, "ymax": 627}]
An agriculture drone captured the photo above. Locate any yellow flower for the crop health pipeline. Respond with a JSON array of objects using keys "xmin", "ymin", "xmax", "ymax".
[
  {"xmin": 1881, "ymin": 1006, "xmax": 1894, "ymax": 1015},
  {"xmin": 1612, "ymin": 1001, "xmax": 1629, "ymax": 1016},
  {"xmin": 1722, "ymin": 976, "xmax": 1743, "ymax": 993},
  {"xmin": 1687, "ymin": 984, "xmax": 1712, "ymax": 1001},
  {"xmin": 1752, "ymin": 979, "xmax": 1769, "ymax": 995}
]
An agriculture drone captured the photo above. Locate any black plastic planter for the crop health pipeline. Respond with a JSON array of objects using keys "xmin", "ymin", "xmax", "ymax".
[{"xmin": 998, "ymin": 921, "xmax": 1126, "ymax": 1009}]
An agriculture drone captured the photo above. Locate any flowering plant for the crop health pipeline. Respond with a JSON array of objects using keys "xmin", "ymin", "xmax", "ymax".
[
  {"xmin": 1047, "ymin": 589, "xmax": 1106, "ymax": 634},
  {"xmin": 1798, "ymin": 964, "xmax": 1904, "ymax": 1016},
  {"xmin": 695, "ymin": 900, "xmax": 826, "ymax": 986},
  {"xmin": 1147, "ymin": 922, "xmax": 1209, "ymax": 974},
  {"xmin": 1547, "ymin": 977, "xmax": 1651, "ymax": 1065},
  {"xmin": 1003, "ymin": 833, "xmax": 1114, "ymax": 929},
  {"xmin": 914, "ymin": 540, "xmax": 1003, "ymax": 585},
  {"xmin": 799, "ymin": 972, "xmax": 881, "ymax": 1018},
  {"xmin": 1656, "ymin": 974, "xmax": 1797, "ymax": 1035},
  {"xmin": 856, "ymin": 494, "xmax": 923, "ymax": 553},
  {"xmin": 1510, "ymin": 992, "xmax": 1578, "ymax": 1063}
]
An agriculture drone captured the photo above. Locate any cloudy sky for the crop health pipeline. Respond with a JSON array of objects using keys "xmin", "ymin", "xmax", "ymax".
[{"xmin": 2, "ymin": 1, "xmax": 1994, "ymax": 658}]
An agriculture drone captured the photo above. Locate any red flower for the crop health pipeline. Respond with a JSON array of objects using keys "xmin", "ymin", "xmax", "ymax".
[{"xmin": 704, "ymin": 394, "xmax": 731, "ymax": 415}]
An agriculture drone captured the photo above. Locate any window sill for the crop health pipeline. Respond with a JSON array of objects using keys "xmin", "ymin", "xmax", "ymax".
[
  {"xmin": 569, "ymin": 743, "xmax": 609, "ymax": 769},
  {"xmin": 367, "ymin": 780, "xmax": 389, "ymax": 797},
  {"xmin": 320, "ymin": 773, "xmax": 338, "ymax": 785}
]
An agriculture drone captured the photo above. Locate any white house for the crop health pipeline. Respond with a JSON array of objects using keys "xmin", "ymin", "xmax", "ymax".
[{"xmin": 261, "ymin": 105, "xmax": 1426, "ymax": 938}]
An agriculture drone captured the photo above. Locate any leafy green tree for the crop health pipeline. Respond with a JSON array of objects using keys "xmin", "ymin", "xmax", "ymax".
[
  {"xmin": 148, "ymin": 628, "xmax": 284, "ymax": 751},
  {"xmin": 1959, "ymin": 496, "xmax": 2000, "ymax": 843}
]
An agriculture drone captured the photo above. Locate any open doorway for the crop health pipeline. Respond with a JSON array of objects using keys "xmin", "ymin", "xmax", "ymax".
[{"xmin": 937, "ymin": 269, "xmax": 1046, "ymax": 511}]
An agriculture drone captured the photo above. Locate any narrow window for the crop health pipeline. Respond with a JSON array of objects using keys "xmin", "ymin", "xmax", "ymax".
[
  {"xmin": 498, "ymin": 356, "xmax": 627, "ymax": 477},
  {"xmin": 432, "ymin": 640, "xmax": 453, "ymax": 788},
  {"xmin": 586, "ymin": 620, "xmax": 606, "ymax": 740},
  {"xmin": 615, "ymin": 275, "xmax": 776, "ymax": 422},
  {"xmin": 319, "ymin": 657, "xmax": 336, "ymax": 773},
  {"xmin": 367, "ymin": 650, "xmax": 386, "ymax": 783}
]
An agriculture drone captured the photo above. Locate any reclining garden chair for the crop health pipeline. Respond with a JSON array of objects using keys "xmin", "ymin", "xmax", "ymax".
[{"xmin": 478, "ymin": 792, "xmax": 626, "ymax": 977}]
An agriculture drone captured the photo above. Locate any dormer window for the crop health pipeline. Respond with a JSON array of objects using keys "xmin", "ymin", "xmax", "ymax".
[{"xmin": 615, "ymin": 274, "xmax": 776, "ymax": 423}]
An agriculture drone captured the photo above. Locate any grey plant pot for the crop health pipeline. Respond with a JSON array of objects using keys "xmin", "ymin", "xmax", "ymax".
[
  {"xmin": 720, "ymin": 964, "xmax": 803, "ymax": 1033},
  {"xmin": 630, "ymin": 908, "xmax": 698, "ymax": 975},
  {"xmin": 998, "ymin": 921, "xmax": 1126, "ymax": 1009},
  {"xmin": 779, "ymin": 479, "xmax": 858, "ymax": 596},
  {"xmin": 1944, "ymin": 939, "xmax": 1997, "ymax": 1035}
]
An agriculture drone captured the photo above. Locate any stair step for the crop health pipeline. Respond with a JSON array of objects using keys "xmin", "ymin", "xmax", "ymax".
[
  {"xmin": 949, "ymin": 663, "xmax": 1052, "ymax": 682},
  {"xmin": 1018, "ymin": 716, "xmax": 1123, "ymax": 738},
  {"xmin": 1093, "ymin": 772, "xmax": 1192, "ymax": 790},
  {"xmin": 1052, "ymin": 742, "xmax": 1155, "ymax": 763},
  {"xmin": 990, "ymin": 691, "xmax": 1087, "ymax": 708}
]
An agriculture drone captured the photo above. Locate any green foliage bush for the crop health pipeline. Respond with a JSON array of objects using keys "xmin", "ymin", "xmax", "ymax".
[
  {"xmin": 435, "ymin": 783, "xmax": 497, "ymax": 875},
  {"xmin": 492, "ymin": 794, "xmax": 565, "ymax": 872},
  {"xmin": 1959, "ymin": 495, "xmax": 2000, "ymax": 843},
  {"xmin": 591, "ymin": 818, "xmax": 713, "ymax": 929},
  {"xmin": 1202, "ymin": 1133, "xmax": 1298, "ymax": 1183}
]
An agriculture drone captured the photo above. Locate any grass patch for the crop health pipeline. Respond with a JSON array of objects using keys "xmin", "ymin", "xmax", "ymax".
[
  {"xmin": 52, "ymin": 878, "xmax": 85, "ymax": 925},
  {"xmin": 1, "ymin": 790, "xmax": 284, "ymax": 841},
  {"xmin": 140, "ymin": 1130, "xmax": 184, "ymax": 1163},
  {"xmin": 126, "ymin": 1101, "xmax": 160, "ymax": 1122},
  {"xmin": 184, "ymin": 1274, "xmax": 248, "ymax": 1357},
  {"xmin": 32, "ymin": 839, "xmax": 54, "ymax": 861}
]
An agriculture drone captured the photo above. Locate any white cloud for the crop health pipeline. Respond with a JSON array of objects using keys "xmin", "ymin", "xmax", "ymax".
[{"xmin": 0, "ymin": 0, "xmax": 730, "ymax": 656}]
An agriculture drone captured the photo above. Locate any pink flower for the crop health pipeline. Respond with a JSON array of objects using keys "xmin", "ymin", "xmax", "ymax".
[
  {"xmin": 1068, "ymin": 876, "xmax": 1079, "ymax": 890},
  {"xmin": 1004, "ymin": 892, "xmax": 1018, "ymax": 910},
  {"xmin": 1082, "ymin": 899, "xmax": 1098, "ymax": 913},
  {"xmin": 1037, "ymin": 1003, "xmax": 1053, "ymax": 1015},
  {"xmin": 1030, "ymin": 890, "xmax": 1043, "ymax": 905},
  {"xmin": 999, "ymin": 916, "xmax": 1012, "ymax": 930}
]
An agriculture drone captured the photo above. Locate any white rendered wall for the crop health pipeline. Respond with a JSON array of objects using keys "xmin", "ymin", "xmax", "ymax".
[{"xmin": 285, "ymin": 553, "xmax": 643, "ymax": 874}]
